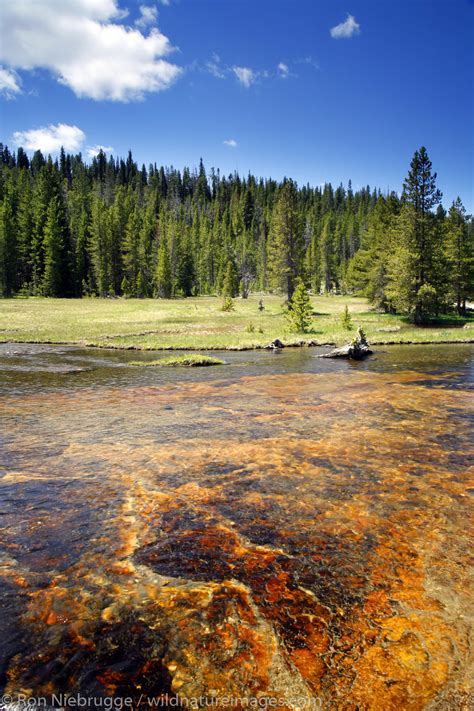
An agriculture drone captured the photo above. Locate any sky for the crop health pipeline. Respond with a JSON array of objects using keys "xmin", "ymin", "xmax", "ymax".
[{"xmin": 0, "ymin": 0, "xmax": 473, "ymax": 210}]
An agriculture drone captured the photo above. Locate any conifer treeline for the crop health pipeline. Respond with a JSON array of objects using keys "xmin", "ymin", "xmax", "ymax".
[{"xmin": 0, "ymin": 143, "xmax": 472, "ymax": 321}]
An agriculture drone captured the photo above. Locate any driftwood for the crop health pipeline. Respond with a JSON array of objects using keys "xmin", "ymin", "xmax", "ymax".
[
  {"xmin": 267, "ymin": 339, "xmax": 285, "ymax": 349},
  {"xmin": 320, "ymin": 328, "xmax": 373, "ymax": 360}
]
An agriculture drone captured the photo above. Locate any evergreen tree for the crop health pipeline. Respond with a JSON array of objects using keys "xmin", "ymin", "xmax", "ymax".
[
  {"xmin": 396, "ymin": 147, "xmax": 442, "ymax": 322},
  {"xmin": 30, "ymin": 165, "xmax": 55, "ymax": 293},
  {"xmin": 320, "ymin": 214, "xmax": 335, "ymax": 293},
  {"xmin": 340, "ymin": 304, "xmax": 353, "ymax": 330},
  {"xmin": 268, "ymin": 179, "xmax": 303, "ymax": 299},
  {"xmin": 43, "ymin": 197, "xmax": 65, "ymax": 296},
  {"xmin": 286, "ymin": 278, "xmax": 313, "ymax": 332},
  {"xmin": 0, "ymin": 142, "xmax": 468, "ymax": 322},
  {"xmin": 444, "ymin": 198, "xmax": 473, "ymax": 314},
  {"xmin": 175, "ymin": 227, "xmax": 195, "ymax": 297},
  {"xmin": 122, "ymin": 206, "xmax": 141, "ymax": 295},
  {"xmin": 155, "ymin": 238, "xmax": 172, "ymax": 298},
  {"xmin": 0, "ymin": 183, "xmax": 17, "ymax": 296},
  {"xmin": 89, "ymin": 195, "xmax": 112, "ymax": 296},
  {"xmin": 347, "ymin": 194, "xmax": 399, "ymax": 311},
  {"xmin": 16, "ymin": 170, "xmax": 33, "ymax": 290},
  {"xmin": 221, "ymin": 259, "xmax": 238, "ymax": 298}
]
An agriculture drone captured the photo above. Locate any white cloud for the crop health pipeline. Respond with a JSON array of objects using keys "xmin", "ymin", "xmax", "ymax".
[
  {"xmin": 86, "ymin": 144, "xmax": 115, "ymax": 157},
  {"xmin": 223, "ymin": 139, "xmax": 237, "ymax": 148},
  {"xmin": 295, "ymin": 55, "xmax": 320, "ymax": 71},
  {"xmin": 277, "ymin": 62, "xmax": 289, "ymax": 79},
  {"xmin": 232, "ymin": 66, "xmax": 256, "ymax": 88},
  {"xmin": 135, "ymin": 4, "xmax": 158, "ymax": 29},
  {"xmin": 13, "ymin": 123, "xmax": 86, "ymax": 154},
  {"xmin": 0, "ymin": 66, "xmax": 21, "ymax": 99},
  {"xmin": 206, "ymin": 53, "xmax": 226, "ymax": 79},
  {"xmin": 0, "ymin": 0, "xmax": 182, "ymax": 102},
  {"xmin": 330, "ymin": 14, "xmax": 360, "ymax": 39},
  {"xmin": 208, "ymin": 58, "xmax": 297, "ymax": 86}
]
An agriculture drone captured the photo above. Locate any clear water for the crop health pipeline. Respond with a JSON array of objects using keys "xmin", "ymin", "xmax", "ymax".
[{"xmin": 0, "ymin": 343, "xmax": 473, "ymax": 709}]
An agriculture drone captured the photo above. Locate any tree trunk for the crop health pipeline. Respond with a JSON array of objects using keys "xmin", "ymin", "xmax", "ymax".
[
  {"xmin": 287, "ymin": 274, "xmax": 294, "ymax": 301},
  {"xmin": 414, "ymin": 301, "xmax": 423, "ymax": 325}
]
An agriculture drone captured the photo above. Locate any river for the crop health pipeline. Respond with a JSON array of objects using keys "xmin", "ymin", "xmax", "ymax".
[{"xmin": 0, "ymin": 343, "xmax": 473, "ymax": 710}]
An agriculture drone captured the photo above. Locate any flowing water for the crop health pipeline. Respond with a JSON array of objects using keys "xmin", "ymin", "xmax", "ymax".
[{"xmin": 0, "ymin": 343, "xmax": 473, "ymax": 710}]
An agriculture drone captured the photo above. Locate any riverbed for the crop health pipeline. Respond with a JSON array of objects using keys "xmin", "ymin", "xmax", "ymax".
[{"xmin": 0, "ymin": 344, "xmax": 473, "ymax": 709}]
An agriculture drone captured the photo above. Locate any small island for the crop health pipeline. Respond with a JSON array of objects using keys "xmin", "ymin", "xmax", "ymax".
[{"xmin": 129, "ymin": 355, "xmax": 224, "ymax": 367}]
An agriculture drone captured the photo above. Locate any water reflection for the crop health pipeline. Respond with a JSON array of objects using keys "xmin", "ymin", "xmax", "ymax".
[{"xmin": 0, "ymin": 344, "xmax": 473, "ymax": 709}]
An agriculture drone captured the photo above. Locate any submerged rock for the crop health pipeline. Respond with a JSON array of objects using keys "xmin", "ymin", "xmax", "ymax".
[{"xmin": 320, "ymin": 327, "xmax": 373, "ymax": 360}]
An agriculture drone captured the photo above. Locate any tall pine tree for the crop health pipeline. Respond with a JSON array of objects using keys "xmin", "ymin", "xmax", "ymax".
[
  {"xmin": 267, "ymin": 179, "xmax": 303, "ymax": 300},
  {"xmin": 395, "ymin": 147, "xmax": 442, "ymax": 323}
]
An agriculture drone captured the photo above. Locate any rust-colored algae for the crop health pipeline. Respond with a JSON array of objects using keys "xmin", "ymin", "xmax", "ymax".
[{"xmin": 0, "ymin": 359, "xmax": 473, "ymax": 708}]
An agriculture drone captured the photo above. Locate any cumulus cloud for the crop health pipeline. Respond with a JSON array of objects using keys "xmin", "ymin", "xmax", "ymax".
[
  {"xmin": 86, "ymin": 144, "xmax": 115, "ymax": 157},
  {"xmin": 223, "ymin": 139, "xmax": 237, "ymax": 148},
  {"xmin": 0, "ymin": 0, "xmax": 182, "ymax": 102},
  {"xmin": 0, "ymin": 66, "xmax": 21, "ymax": 99},
  {"xmin": 277, "ymin": 62, "xmax": 289, "ymax": 79},
  {"xmin": 13, "ymin": 124, "xmax": 86, "ymax": 154},
  {"xmin": 330, "ymin": 14, "xmax": 360, "ymax": 39},
  {"xmin": 135, "ymin": 4, "xmax": 158, "ymax": 29},
  {"xmin": 232, "ymin": 66, "xmax": 256, "ymax": 88}
]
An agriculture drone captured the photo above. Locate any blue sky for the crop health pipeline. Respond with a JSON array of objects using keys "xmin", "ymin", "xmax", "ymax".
[{"xmin": 0, "ymin": 0, "xmax": 472, "ymax": 210}]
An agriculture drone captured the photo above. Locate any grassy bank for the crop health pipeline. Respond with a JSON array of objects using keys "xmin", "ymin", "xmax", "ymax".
[{"xmin": 0, "ymin": 295, "xmax": 473, "ymax": 350}]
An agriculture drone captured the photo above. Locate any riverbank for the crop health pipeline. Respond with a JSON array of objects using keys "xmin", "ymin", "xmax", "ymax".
[{"xmin": 1, "ymin": 295, "xmax": 473, "ymax": 350}]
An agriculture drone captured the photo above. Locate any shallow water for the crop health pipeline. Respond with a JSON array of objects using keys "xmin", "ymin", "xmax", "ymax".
[{"xmin": 0, "ymin": 343, "xmax": 473, "ymax": 710}]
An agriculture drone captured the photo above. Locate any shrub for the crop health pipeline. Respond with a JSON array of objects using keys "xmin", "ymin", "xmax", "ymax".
[{"xmin": 221, "ymin": 296, "xmax": 235, "ymax": 312}]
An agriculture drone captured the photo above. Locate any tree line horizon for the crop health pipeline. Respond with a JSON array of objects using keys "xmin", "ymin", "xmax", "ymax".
[{"xmin": 0, "ymin": 143, "xmax": 472, "ymax": 324}]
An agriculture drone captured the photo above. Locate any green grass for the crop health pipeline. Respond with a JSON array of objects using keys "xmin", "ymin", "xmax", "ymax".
[
  {"xmin": 129, "ymin": 355, "xmax": 224, "ymax": 367},
  {"xmin": 0, "ymin": 295, "xmax": 473, "ymax": 350}
]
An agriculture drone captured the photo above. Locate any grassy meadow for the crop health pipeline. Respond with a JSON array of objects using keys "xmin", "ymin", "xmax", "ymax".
[{"xmin": 0, "ymin": 294, "xmax": 473, "ymax": 350}]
